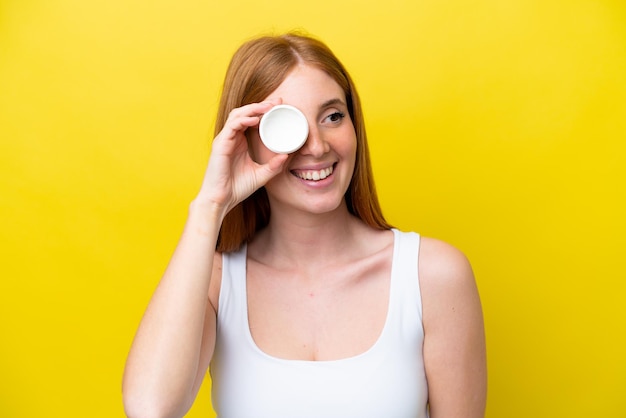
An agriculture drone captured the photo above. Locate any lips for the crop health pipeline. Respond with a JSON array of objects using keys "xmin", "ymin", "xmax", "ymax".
[{"xmin": 291, "ymin": 164, "xmax": 334, "ymax": 181}]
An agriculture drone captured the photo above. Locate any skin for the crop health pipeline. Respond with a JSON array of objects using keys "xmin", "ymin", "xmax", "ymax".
[
  {"xmin": 122, "ymin": 64, "xmax": 486, "ymax": 418},
  {"xmin": 244, "ymin": 65, "xmax": 394, "ymax": 361}
]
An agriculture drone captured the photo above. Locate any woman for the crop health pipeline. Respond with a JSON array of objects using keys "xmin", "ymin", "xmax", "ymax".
[{"xmin": 123, "ymin": 32, "xmax": 486, "ymax": 418}]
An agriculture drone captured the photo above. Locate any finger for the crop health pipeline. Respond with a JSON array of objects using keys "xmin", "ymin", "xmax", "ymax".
[
  {"xmin": 215, "ymin": 99, "xmax": 287, "ymax": 152},
  {"xmin": 218, "ymin": 101, "xmax": 277, "ymax": 140},
  {"xmin": 224, "ymin": 115, "xmax": 263, "ymax": 133},
  {"xmin": 230, "ymin": 99, "xmax": 281, "ymax": 119},
  {"xmin": 255, "ymin": 153, "xmax": 289, "ymax": 186}
]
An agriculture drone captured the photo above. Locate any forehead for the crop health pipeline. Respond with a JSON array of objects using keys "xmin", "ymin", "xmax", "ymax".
[{"xmin": 264, "ymin": 64, "xmax": 346, "ymax": 109}]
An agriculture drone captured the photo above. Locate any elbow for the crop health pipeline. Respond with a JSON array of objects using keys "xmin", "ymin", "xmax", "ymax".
[
  {"xmin": 123, "ymin": 401, "xmax": 178, "ymax": 418},
  {"xmin": 123, "ymin": 395, "xmax": 165, "ymax": 418},
  {"xmin": 122, "ymin": 387, "xmax": 189, "ymax": 418}
]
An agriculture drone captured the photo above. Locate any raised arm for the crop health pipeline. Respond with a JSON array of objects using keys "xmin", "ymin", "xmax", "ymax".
[
  {"xmin": 122, "ymin": 100, "xmax": 288, "ymax": 418},
  {"xmin": 419, "ymin": 237, "xmax": 487, "ymax": 418}
]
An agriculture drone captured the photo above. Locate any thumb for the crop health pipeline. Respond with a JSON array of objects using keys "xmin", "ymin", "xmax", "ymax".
[{"xmin": 255, "ymin": 153, "xmax": 289, "ymax": 186}]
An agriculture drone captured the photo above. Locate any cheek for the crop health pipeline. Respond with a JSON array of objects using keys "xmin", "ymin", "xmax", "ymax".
[
  {"xmin": 341, "ymin": 121, "xmax": 358, "ymax": 154},
  {"xmin": 344, "ymin": 135, "xmax": 358, "ymax": 177},
  {"xmin": 340, "ymin": 130, "xmax": 358, "ymax": 163}
]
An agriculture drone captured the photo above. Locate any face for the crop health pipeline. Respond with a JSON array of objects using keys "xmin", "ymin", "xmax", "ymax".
[{"xmin": 248, "ymin": 64, "xmax": 357, "ymax": 216}]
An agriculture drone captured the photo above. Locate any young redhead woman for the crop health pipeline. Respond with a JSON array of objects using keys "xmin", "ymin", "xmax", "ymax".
[{"xmin": 123, "ymin": 33, "xmax": 487, "ymax": 418}]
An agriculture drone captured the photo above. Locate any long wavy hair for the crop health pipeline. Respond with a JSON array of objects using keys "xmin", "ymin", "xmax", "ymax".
[{"xmin": 215, "ymin": 32, "xmax": 390, "ymax": 252}]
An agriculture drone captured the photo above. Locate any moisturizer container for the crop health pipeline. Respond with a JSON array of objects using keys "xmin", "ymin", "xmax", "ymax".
[{"xmin": 259, "ymin": 104, "xmax": 309, "ymax": 154}]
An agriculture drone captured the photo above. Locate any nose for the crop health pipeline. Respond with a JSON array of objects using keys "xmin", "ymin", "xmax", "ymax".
[{"xmin": 298, "ymin": 125, "xmax": 330, "ymax": 157}]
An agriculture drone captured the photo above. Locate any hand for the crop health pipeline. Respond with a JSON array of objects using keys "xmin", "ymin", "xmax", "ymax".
[{"xmin": 197, "ymin": 99, "xmax": 289, "ymax": 217}]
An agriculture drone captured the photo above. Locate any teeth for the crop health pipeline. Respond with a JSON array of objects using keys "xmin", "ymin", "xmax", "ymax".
[{"xmin": 295, "ymin": 166, "xmax": 333, "ymax": 181}]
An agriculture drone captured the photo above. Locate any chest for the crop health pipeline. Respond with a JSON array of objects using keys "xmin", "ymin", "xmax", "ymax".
[
  {"xmin": 211, "ymin": 234, "xmax": 430, "ymax": 418},
  {"xmin": 246, "ymin": 257, "xmax": 392, "ymax": 361}
]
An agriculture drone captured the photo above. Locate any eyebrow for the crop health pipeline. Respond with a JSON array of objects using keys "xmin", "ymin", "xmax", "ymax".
[{"xmin": 320, "ymin": 98, "xmax": 347, "ymax": 109}]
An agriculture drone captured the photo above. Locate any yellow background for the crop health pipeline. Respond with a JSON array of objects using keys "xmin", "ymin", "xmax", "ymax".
[{"xmin": 1, "ymin": 0, "xmax": 624, "ymax": 417}]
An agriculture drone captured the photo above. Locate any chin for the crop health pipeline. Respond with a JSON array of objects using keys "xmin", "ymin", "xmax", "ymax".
[{"xmin": 300, "ymin": 196, "xmax": 347, "ymax": 215}]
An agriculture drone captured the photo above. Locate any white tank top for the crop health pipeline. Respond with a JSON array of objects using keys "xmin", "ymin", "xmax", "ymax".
[{"xmin": 210, "ymin": 229, "xmax": 429, "ymax": 418}]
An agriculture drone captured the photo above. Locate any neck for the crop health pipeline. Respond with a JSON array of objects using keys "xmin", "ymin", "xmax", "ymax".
[{"xmin": 249, "ymin": 202, "xmax": 365, "ymax": 270}]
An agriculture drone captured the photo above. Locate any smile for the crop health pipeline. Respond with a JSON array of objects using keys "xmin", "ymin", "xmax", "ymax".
[{"xmin": 292, "ymin": 165, "xmax": 334, "ymax": 181}]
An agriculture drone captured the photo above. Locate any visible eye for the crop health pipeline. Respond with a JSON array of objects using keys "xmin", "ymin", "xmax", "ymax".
[{"xmin": 324, "ymin": 111, "xmax": 345, "ymax": 124}]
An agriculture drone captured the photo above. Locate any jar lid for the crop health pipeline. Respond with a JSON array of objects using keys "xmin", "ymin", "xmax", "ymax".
[{"xmin": 259, "ymin": 104, "xmax": 309, "ymax": 154}]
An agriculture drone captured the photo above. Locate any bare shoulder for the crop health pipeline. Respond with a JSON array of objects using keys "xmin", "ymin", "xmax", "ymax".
[
  {"xmin": 418, "ymin": 236, "xmax": 475, "ymax": 290},
  {"xmin": 417, "ymin": 236, "xmax": 482, "ymax": 333}
]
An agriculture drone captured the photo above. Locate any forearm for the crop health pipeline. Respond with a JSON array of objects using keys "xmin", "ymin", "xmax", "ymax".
[{"xmin": 122, "ymin": 200, "xmax": 223, "ymax": 418}]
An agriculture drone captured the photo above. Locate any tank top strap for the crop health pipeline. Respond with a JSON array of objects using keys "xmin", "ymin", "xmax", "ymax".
[
  {"xmin": 390, "ymin": 229, "xmax": 423, "ymax": 323},
  {"xmin": 217, "ymin": 244, "xmax": 248, "ymax": 335}
]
